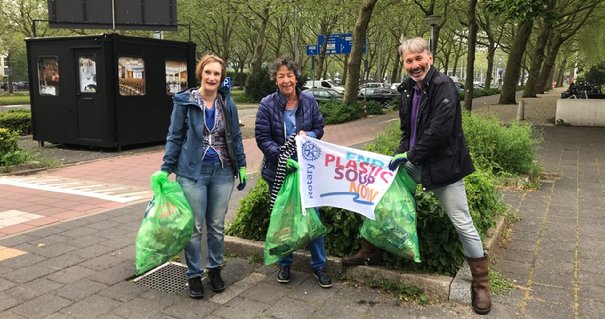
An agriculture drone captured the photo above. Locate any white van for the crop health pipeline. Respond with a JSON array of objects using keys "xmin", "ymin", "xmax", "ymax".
[{"xmin": 303, "ymin": 79, "xmax": 345, "ymax": 94}]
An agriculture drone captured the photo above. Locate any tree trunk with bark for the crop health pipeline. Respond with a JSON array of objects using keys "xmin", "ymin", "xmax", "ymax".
[
  {"xmin": 343, "ymin": 0, "xmax": 378, "ymax": 104},
  {"xmin": 463, "ymin": 0, "xmax": 478, "ymax": 111},
  {"xmin": 522, "ymin": 25, "xmax": 551, "ymax": 97},
  {"xmin": 498, "ymin": 19, "xmax": 534, "ymax": 104},
  {"xmin": 249, "ymin": 6, "xmax": 270, "ymax": 80},
  {"xmin": 537, "ymin": 30, "xmax": 563, "ymax": 93}
]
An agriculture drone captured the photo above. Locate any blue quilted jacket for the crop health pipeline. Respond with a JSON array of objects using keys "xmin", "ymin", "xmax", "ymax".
[{"xmin": 255, "ymin": 88, "xmax": 324, "ymax": 184}]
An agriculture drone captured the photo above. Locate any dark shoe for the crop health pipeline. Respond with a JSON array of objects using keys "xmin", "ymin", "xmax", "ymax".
[
  {"xmin": 277, "ymin": 265, "xmax": 290, "ymax": 283},
  {"xmin": 207, "ymin": 267, "xmax": 225, "ymax": 292},
  {"xmin": 467, "ymin": 255, "xmax": 492, "ymax": 315},
  {"xmin": 342, "ymin": 239, "xmax": 383, "ymax": 266},
  {"xmin": 313, "ymin": 268, "xmax": 332, "ymax": 288},
  {"xmin": 187, "ymin": 277, "xmax": 204, "ymax": 299}
]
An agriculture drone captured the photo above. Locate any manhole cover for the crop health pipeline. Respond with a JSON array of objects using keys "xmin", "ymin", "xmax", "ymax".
[{"xmin": 133, "ymin": 262, "xmax": 189, "ymax": 294}]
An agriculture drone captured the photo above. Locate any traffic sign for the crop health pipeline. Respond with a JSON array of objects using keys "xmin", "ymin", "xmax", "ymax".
[
  {"xmin": 305, "ymin": 32, "xmax": 366, "ymax": 56},
  {"xmin": 306, "ymin": 45, "xmax": 319, "ymax": 56},
  {"xmin": 223, "ymin": 76, "xmax": 231, "ymax": 93}
]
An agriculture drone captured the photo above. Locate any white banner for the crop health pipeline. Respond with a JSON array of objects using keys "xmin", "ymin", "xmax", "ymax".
[{"xmin": 296, "ymin": 135, "xmax": 396, "ymax": 220}]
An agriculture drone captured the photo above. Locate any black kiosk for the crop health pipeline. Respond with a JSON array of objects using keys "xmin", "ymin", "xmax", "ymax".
[{"xmin": 26, "ymin": 34, "xmax": 196, "ymax": 150}]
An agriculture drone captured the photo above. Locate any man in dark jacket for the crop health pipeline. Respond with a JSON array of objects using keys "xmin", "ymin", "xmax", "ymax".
[{"xmin": 342, "ymin": 37, "xmax": 491, "ymax": 315}]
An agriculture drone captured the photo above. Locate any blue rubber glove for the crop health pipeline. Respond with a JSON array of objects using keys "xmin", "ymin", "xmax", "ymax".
[
  {"xmin": 286, "ymin": 158, "xmax": 298, "ymax": 175},
  {"xmin": 388, "ymin": 152, "xmax": 408, "ymax": 171},
  {"xmin": 237, "ymin": 167, "xmax": 247, "ymax": 191}
]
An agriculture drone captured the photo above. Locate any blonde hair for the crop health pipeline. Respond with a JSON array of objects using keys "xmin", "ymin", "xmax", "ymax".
[
  {"xmin": 398, "ymin": 37, "xmax": 431, "ymax": 57},
  {"xmin": 195, "ymin": 54, "xmax": 227, "ymax": 84}
]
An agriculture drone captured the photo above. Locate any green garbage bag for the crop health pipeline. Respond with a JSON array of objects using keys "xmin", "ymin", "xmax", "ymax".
[
  {"xmin": 360, "ymin": 167, "xmax": 421, "ymax": 263},
  {"xmin": 135, "ymin": 172, "xmax": 194, "ymax": 275},
  {"xmin": 264, "ymin": 161, "xmax": 326, "ymax": 265}
]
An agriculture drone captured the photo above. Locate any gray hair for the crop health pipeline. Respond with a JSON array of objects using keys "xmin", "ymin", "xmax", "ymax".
[
  {"xmin": 398, "ymin": 37, "xmax": 431, "ymax": 57},
  {"xmin": 269, "ymin": 56, "xmax": 302, "ymax": 82}
]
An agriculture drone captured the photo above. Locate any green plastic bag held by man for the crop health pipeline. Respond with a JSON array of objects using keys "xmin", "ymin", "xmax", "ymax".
[
  {"xmin": 360, "ymin": 167, "xmax": 420, "ymax": 263},
  {"xmin": 264, "ymin": 160, "xmax": 326, "ymax": 265},
  {"xmin": 135, "ymin": 171, "xmax": 194, "ymax": 275}
]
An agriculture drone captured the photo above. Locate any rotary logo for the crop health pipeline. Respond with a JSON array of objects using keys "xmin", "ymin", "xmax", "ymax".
[{"xmin": 301, "ymin": 141, "xmax": 321, "ymax": 161}]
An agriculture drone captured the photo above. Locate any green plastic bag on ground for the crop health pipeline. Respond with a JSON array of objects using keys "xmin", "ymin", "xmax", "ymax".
[
  {"xmin": 360, "ymin": 167, "xmax": 421, "ymax": 263},
  {"xmin": 135, "ymin": 172, "xmax": 194, "ymax": 275},
  {"xmin": 264, "ymin": 161, "xmax": 326, "ymax": 265}
]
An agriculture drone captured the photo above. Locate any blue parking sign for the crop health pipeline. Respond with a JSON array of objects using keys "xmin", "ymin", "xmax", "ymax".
[{"xmin": 223, "ymin": 76, "xmax": 231, "ymax": 93}]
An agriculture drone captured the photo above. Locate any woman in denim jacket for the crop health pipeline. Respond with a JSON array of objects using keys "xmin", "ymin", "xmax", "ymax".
[{"xmin": 159, "ymin": 54, "xmax": 246, "ymax": 299}]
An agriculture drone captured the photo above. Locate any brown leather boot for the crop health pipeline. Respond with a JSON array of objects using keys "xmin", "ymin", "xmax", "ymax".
[
  {"xmin": 342, "ymin": 239, "xmax": 383, "ymax": 266},
  {"xmin": 467, "ymin": 255, "xmax": 492, "ymax": 315}
]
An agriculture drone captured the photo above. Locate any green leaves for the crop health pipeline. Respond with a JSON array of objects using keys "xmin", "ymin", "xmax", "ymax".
[{"xmin": 485, "ymin": 0, "xmax": 548, "ymax": 21}]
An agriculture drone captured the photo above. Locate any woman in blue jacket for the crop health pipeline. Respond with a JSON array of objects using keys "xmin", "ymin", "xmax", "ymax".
[
  {"xmin": 255, "ymin": 56, "xmax": 331, "ymax": 288},
  {"xmin": 160, "ymin": 54, "xmax": 247, "ymax": 299}
]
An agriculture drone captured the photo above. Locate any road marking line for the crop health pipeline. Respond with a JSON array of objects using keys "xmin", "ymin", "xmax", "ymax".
[{"xmin": 0, "ymin": 176, "xmax": 150, "ymax": 203}]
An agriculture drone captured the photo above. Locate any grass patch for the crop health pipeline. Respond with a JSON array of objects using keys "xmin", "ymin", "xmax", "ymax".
[
  {"xmin": 0, "ymin": 94, "xmax": 30, "ymax": 106},
  {"xmin": 489, "ymin": 270, "xmax": 515, "ymax": 295},
  {"xmin": 231, "ymin": 89, "xmax": 259, "ymax": 104},
  {"xmin": 246, "ymin": 254, "xmax": 263, "ymax": 264},
  {"xmin": 368, "ymin": 279, "xmax": 429, "ymax": 304}
]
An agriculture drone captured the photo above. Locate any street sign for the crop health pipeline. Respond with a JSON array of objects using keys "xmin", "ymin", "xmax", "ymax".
[
  {"xmin": 306, "ymin": 45, "xmax": 319, "ymax": 56},
  {"xmin": 315, "ymin": 33, "xmax": 366, "ymax": 55},
  {"xmin": 223, "ymin": 76, "xmax": 231, "ymax": 93},
  {"xmin": 305, "ymin": 32, "xmax": 366, "ymax": 56}
]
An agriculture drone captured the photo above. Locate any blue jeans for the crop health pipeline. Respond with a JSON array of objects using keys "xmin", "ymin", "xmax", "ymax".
[
  {"xmin": 404, "ymin": 161, "xmax": 484, "ymax": 258},
  {"xmin": 268, "ymin": 181, "xmax": 327, "ymax": 271},
  {"xmin": 178, "ymin": 163, "xmax": 234, "ymax": 279}
]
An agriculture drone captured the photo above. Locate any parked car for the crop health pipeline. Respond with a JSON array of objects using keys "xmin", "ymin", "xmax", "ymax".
[
  {"xmin": 454, "ymin": 82, "xmax": 464, "ymax": 94},
  {"xmin": 302, "ymin": 79, "xmax": 345, "ymax": 94},
  {"xmin": 358, "ymin": 87, "xmax": 400, "ymax": 105},
  {"xmin": 359, "ymin": 82, "xmax": 390, "ymax": 89},
  {"xmin": 303, "ymin": 87, "xmax": 343, "ymax": 102},
  {"xmin": 390, "ymin": 82, "xmax": 403, "ymax": 90}
]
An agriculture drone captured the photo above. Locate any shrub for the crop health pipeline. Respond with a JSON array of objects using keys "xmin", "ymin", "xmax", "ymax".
[
  {"xmin": 244, "ymin": 66, "xmax": 275, "ymax": 102},
  {"xmin": 363, "ymin": 100, "xmax": 386, "ymax": 116},
  {"xmin": 462, "ymin": 112, "xmax": 541, "ymax": 176},
  {"xmin": 319, "ymin": 102, "xmax": 363, "ymax": 124},
  {"xmin": 0, "ymin": 128, "xmax": 30, "ymax": 166},
  {"xmin": 225, "ymin": 178, "xmax": 270, "ymax": 240},
  {"xmin": 0, "ymin": 109, "xmax": 31, "ymax": 136},
  {"xmin": 227, "ymin": 110, "xmax": 537, "ymax": 275}
]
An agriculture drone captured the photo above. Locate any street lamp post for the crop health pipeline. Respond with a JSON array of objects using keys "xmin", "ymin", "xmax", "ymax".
[{"xmin": 424, "ymin": 15, "xmax": 442, "ymax": 55}]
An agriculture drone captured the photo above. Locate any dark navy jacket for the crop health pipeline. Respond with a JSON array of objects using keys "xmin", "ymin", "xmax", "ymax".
[
  {"xmin": 255, "ymin": 88, "xmax": 324, "ymax": 184},
  {"xmin": 161, "ymin": 87, "xmax": 246, "ymax": 181},
  {"xmin": 397, "ymin": 67, "xmax": 474, "ymax": 190}
]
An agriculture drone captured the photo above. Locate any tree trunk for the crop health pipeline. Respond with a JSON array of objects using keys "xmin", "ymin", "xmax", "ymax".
[
  {"xmin": 342, "ymin": 54, "xmax": 349, "ymax": 86},
  {"xmin": 316, "ymin": 30, "xmax": 330, "ymax": 79},
  {"xmin": 249, "ymin": 6, "xmax": 270, "ymax": 80},
  {"xmin": 498, "ymin": 19, "xmax": 533, "ymax": 105},
  {"xmin": 485, "ymin": 43, "xmax": 495, "ymax": 89},
  {"xmin": 537, "ymin": 30, "xmax": 563, "ymax": 93},
  {"xmin": 390, "ymin": 44, "xmax": 401, "ymax": 84},
  {"xmin": 555, "ymin": 57, "xmax": 567, "ymax": 88},
  {"xmin": 522, "ymin": 26, "xmax": 550, "ymax": 97},
  {"xmin": 343, "ymin": 0, "xmax": 378, "ymax": 104},
  {"xmin": 523, "ymin": 0, "xmax": 556, "ymax": 98},
  {"xmin": 463, "ymin": 0, "xmax": 478, "ymax": 111}
]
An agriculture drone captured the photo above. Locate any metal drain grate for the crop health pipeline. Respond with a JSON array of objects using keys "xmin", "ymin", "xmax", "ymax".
[{"xmin": 133, "ymin": 262, "xmax": 189, "ymax": 294}]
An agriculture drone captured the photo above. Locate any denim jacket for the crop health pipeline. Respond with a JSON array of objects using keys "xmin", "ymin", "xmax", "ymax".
[{"xmin": 161, "ymin": 87, "xmax": 246, "ymax": 181}]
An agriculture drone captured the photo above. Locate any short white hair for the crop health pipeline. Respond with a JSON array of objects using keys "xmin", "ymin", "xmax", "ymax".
[{"xmin": 398, "ymin": 37, "xmax": 430, "ymax": 57}]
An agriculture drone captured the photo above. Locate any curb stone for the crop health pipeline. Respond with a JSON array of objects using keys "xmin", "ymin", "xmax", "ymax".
[{"xmin": 224, "ymin": 212, "xmax": 507, "ymax": 304}]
